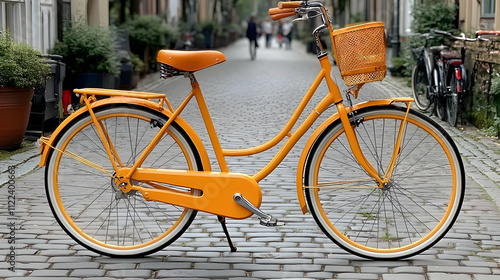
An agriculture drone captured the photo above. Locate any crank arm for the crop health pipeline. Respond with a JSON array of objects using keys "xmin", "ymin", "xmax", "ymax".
[{"xmin": 233, "ymin": 193, "xmax": 278, "ymax": 226}]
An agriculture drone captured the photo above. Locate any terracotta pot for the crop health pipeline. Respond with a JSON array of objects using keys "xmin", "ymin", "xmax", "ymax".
[{"xmin": 0, "ymin": 87, "xmax": 34, "ymax": 149}]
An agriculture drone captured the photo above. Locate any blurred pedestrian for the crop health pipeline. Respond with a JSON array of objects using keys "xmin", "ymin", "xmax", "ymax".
[
  {"xmin": 277, "ymin": 20, "xmax": 284, "ymax": 48},
  {"xmin": 283, "ymin": 21, "xmax": 293, "ymax": 50},
  {"xmin": 246, "ymin": 16, "xmax": 258, "ymax": 60},
  {"xmin": 262, "ymin": 19, "xmax": 273, "ymax": 48}
]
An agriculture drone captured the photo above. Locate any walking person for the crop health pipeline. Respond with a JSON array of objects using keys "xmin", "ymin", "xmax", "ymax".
[
  {"xmin": 262, "ymin": 19, "xmax": 273, "ymax": 48},
  {"xmin": 283, "ymin": 20, "xmax": 293, "ymax": 50},
  {"xmin": 246, "ymin": 16, "xmax": 258, "ymax": 60},
  {"xmin": 277, "ymin": 20, "xmax": 284, "ymax": 48}
]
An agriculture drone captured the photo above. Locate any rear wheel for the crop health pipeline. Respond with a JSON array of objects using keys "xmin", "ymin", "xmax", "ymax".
[
  {"xmin": 45, "ymin": 104, "xmax": 203, "ymax": 257},
  {"xmin": 304, "ymin": 106, "xmax": 465, "ymax": 260}
]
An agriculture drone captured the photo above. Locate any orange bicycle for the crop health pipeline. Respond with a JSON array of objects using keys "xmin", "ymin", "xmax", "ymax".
[{"xmin": 39, "ymin": 1, "xmax": 465, "ymax": 260}]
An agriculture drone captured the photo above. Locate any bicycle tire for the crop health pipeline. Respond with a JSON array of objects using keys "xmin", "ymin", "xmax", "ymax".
[
  {"xmin": 45, "ymin": 104, "xmax": 203, "ymax": 257},
  {"xmin": 303, "ymin": 106, "xmax": 465, "ymax": 260},
  {"xmin": 411, "ymin": 64, "xmax": 431, "ymax": 111},
  {"xmin": 434, "ymin": 66, "xmax": 447, "ymax": 121},
  {"xmin": 435, "ymin": 96, "xmax": 447, "ymax": 121},
  {"xmin": 446, "ymin": 69, "xmax": 460, "ymax": 127}
]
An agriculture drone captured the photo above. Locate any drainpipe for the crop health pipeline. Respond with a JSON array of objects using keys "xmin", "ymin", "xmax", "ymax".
[{"xmin": 391, "ymin": 0, "xmax": 400, "ymax": 58}]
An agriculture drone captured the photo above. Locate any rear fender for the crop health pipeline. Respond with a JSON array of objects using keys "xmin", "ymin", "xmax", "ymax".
[
  {"xmin": 296, "ymin": 98, "xmax": 412, "ymax": 214},
  {"xmin": 38, "ymin": 97, "xmax": 211, "ymax": 171}
]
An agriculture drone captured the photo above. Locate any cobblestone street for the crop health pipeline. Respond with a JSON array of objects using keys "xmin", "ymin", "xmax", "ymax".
[{"xmin": 1, "ymin": 37, "xmax": 500, "ymax": 279}]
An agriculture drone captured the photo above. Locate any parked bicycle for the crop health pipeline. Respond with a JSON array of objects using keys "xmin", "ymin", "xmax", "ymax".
[
  {"xmin": 411, "ymin": 30, "xmax": 475, "ymax": 127},
  {"xmin": 39, "ymin": 1, "xmax": 465, "ymax": 260}
]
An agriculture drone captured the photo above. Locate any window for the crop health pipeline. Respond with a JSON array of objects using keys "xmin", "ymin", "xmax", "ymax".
[{"xmin": 482, "ymin": 0, "xmax": 495, "ymax": 18}]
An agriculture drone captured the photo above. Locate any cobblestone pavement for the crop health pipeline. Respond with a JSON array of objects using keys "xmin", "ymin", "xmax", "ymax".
[{"xmin": 1, "ymin": 37, "xmax": 500, "ymax": 280}]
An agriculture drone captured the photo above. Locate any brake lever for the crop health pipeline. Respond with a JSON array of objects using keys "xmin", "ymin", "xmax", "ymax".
[
  {"xmin": 292, "ymin": 10, "xmax": 321, "ymax": 23},
  {"xmin": 292, "ymin": 13, "xmax": 309, "ymax": 23}
]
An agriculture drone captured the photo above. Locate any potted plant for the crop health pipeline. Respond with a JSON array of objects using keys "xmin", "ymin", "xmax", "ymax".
[
  {"xmin": 201, "ymin": 20, "xmax": 218, "ymax": 49},
  {"xmin": 50, "ymin": 22, "xmax": 120, "ymax": 101},
  {"xmin": 0, "ymin": 30, "xmax": 50, "ymax": 149}
]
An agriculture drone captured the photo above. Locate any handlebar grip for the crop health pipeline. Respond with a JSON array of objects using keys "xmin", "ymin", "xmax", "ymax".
[
  {"xmin": 269, "ymin": 7, "xmax": 295, "ymax": 15},
  {"xmin": 278, "ymin": 1, "xmax": 301, "ymax": 9},
  {"xmin": 270, "ymin": 10, "xmax": 296, "ymax": 21},
  {"xmin": 433, "ymin": 30, "xmax": 449, "ymax": 36},
  {"xmin": 476, "ymin": 30, "xmax": 500, "ymax": 37}
]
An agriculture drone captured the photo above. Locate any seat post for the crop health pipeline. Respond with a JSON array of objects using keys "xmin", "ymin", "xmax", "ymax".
[{"xmin": 188, "ymin": 72, "xmax": 197, "ymax": 84}]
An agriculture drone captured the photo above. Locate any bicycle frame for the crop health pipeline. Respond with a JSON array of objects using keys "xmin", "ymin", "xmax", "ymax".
[{"xmin": 39, "ymin": 8, "xmax": 414, "ymax": 220}]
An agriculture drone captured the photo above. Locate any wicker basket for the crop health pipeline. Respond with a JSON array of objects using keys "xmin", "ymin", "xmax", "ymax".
[{"xmin": 331, "ymin": 22, "xmax": 387, "ymax": 86}]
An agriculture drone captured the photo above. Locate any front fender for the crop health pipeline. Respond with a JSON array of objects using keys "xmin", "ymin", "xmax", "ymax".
[
  {"xmin": 39, "ymin": 97, "xmax": 211, "ymax": 171},
  {"xmin": 296, "ymin": 98, "xmax": 413, "ymax": 214}
]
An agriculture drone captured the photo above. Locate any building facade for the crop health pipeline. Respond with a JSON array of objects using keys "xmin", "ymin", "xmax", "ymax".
[
  {"xmin": 458, "ymin": 0, "xmax": 500, "ymax": 33},
  {"xmin": 2, "ymin": 0, "xmax": 499, "ymax": 54},
  {"xmin": 0, "ymin": 0, "xmax": 58, "ymax": 53}
]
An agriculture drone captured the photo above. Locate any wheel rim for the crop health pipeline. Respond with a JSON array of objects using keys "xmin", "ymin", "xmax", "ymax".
[
  {"xmin": 46, "ymin": 107, "xmax": 200, "ymax": 256},
  {"xmin": 306, "ymin": 108, "xmax": 463, "ymax": 259}
]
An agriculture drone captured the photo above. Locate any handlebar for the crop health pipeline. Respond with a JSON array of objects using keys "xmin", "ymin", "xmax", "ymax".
[
  {"xmin": 268, "ymin": 1, "xmax": 327, "ymax": 22},
  {"xmin": 432, "ymin": 29, "xmax": 500, "ymax": 43},
  {"xmin": 412, "ymin": 30, "xmax": 480, "ymax": 42},
  {"xmin": 432, "ymin": 29, "xmax": 477, "ymax": 42},
  {"xmin": 409, "ymin": 32, "xmax": 434, "ymax": 41}
]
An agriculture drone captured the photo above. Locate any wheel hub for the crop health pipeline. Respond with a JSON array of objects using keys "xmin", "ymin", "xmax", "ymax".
[
  {"xmin": 380, "ymin": 181, "xmax": 392, "ymax": 191},
  {"xmin": 111, "ymin": 175, "xmax": 137, "ymax": 200}
]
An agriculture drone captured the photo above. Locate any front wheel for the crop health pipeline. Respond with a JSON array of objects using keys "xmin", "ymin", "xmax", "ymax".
[
  {"xmin": 45, "ymin": 104, "xmax": 203, "ymax": 257},
  {"xmin": 303, "ymin": 106, "xmax": 465, "ymax": 260},
  {"xmin": 434, "ymin": 68, "xmax": 447, "ymax": 121}
]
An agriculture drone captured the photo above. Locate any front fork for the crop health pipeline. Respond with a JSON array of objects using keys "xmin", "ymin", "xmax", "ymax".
[{"xmin": 336, "ymin": 99, "xmax": 413, "ymax": 188}]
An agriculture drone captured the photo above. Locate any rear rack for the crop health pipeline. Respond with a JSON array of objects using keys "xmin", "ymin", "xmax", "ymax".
[{"xmin": 73, "ymin": 88, "xmax": 174, "ymax": 112}]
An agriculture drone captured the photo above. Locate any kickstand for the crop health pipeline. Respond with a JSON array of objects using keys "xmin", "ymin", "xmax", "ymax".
[{"xmin": 217, "ymin": 216, "xmax": 237, "ymax": 252}]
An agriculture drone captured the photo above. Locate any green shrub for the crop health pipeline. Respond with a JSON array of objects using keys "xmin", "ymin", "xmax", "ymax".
[
  {"xmin": 51, "ymin": 22, "xmax": 120, "ymax": 76},
  {"xmin": 391, "ymin": 57, "xmax": 406, "ymax": 76},
  {"xmin": 468, "ymin": 68, "xmax": 500, "ymax": 137},
  {"xmin": 123, "ymin": 15, "xmax": 174, "ymax": 72},
  {"xmin": 411, "ymin": 0, "xmax": 457, "ymax": 34},
  {"xmin": 130, "ymin": 53, "xmax": 144, "ymax": 72},
  {"xmin": 491, "ymin": 71, "xmax": 500, "ymax": 108},
  {"xmin": 486, "ymin": 71, "xmax": 500, "ymax": 136},
  {"xmin": 125, "ymin": 15, "xmax": 174, "ymax": 48},
  {"xmin": 0, "ymin": 30, "xmax": 50, "ymax": 89}
]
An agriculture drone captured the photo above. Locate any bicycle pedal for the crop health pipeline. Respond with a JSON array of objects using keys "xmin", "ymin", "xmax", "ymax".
[{"xmin": 259, "ymin": 216, "xmax": 280, "ymax": 227}]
